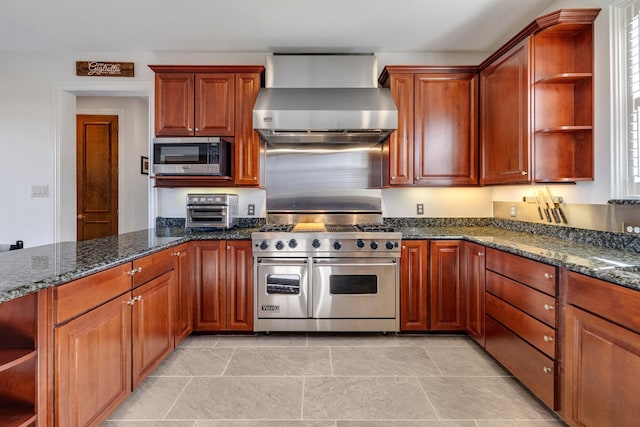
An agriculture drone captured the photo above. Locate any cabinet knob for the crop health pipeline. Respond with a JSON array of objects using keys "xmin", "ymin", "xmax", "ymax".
[
  {"xmin": 544, "ymin": 272, "xmax": 553, "ymax": 279},
  {"xmin": 477, "ymin": 252, "xmax": 484, "ymax": 257},
  {"xmin": 173, "ymin": 251, "xmax": 181, "ymax": 256},
  {"xmin": 544, "ymin": 304, "xmax": 555, "ymax": 311},
  {"xmin": 195, "ymin": 128, "xmax": 199, "ymax": 132},
  {"xmin": 126, "ymin": 296, "xmax": 142, "ymax": 305},
  {"xmin": 521, "ymin": 170, "xmax": 528, "ymax": 175},
  {"xmin": 127, "ymin": 266, "xmax": 142, "ymax": 276},
  {"xmin": 188, "ymin": 127, "xmax": 193, "ymax": 132},
  {"xmin": 543, "ymin": 366, "xmax": 552, "ymax": 374},
  {"xmin": 392, "ymin": 176, "xmax": 396, "ymax": 179},
  {"xmin": 544, "ymin": 335, "xmax": 554, "ymax": 342}
]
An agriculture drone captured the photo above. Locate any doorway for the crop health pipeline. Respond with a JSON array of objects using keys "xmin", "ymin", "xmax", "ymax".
[{"xmin": 76, "ymin": 114, "xmax": 119, "ymax": 240}]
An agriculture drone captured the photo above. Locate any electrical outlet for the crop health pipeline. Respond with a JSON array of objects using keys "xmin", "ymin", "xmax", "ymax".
[
  {"xmin": 509, "ymin": 204, "xmax": 517, "ymax": 217},
  {"xmin": 247, "ymin": 204, "xmax": 255, "ymax": 216},
  {"xmin": 623, "ymin": 223, "xmax": 640, "ymax": 235},
  {"xmin": 31, "ymin": 184, "xmax": 49, "ymax": 197},
  {"xmin": 416, "ymin": 203, "xmax": 424, "ymax": 215}
]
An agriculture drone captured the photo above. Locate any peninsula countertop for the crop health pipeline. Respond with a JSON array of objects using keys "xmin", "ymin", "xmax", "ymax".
[{"xmin": 1, "ymin": 225, "xmax": 639, "ymax": 303}]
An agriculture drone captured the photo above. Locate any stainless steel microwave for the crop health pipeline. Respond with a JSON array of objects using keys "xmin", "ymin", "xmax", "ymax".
[{"xmin": 152, "ymin": 137, "xmax": 231, "ymax": 176}]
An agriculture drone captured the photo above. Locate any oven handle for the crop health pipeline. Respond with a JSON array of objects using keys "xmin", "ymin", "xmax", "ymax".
[
  {"xmin": 313, "ymin": 258, "xmax": 397, "ymax": 267},
  {"xmin": 256, "ymin": 257, "xmax": 309, "ymax": 265}
]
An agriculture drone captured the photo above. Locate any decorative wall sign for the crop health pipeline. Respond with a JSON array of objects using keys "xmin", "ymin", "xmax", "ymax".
[
  {"xmin": 76, "ymin": 61, "xmax": 134, "ymax": 77},
  {"xmin": 141, "ymin": 156, "xmax": 149, "ymax": 175}
]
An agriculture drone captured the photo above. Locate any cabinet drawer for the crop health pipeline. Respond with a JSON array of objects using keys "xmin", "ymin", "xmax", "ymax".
[
  {"xmin": 132, "ymin": 248, "xmax": 175, "ymax": 287},
  {"xmin": 486, "ymin": 293, "xmax": 555, "ymax": 358},
  {"xmin": 486, "ymin": 270, "xmax": 556, "ymax": 327},
  {"xmin": 485, "ymin": 316, "xmax": 555, "ymax": 409},
  {"xmin": 486, "ymin": 248, "xmax": 556, "ymax": 295},
  {"xmin": 566, "ymin": 271, "xmax": 640, "ymax": 334},
  {"xmin": 53, "ymin": 263, "xmax": 132, "ymax": 324}
]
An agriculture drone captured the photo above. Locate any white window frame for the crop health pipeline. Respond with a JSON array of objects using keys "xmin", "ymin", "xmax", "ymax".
[{"xmin": 612, "ymin": 0, "xmax": 640, "ymax": 198}]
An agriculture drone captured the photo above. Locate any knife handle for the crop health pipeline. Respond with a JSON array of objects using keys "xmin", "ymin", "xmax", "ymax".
[
  {"xmin": 537, "ymin": 206, "xmax": 544, "ymax": 220},
  {"xmin": 551, "ymin": 208, "xmax": 561, "ymax": 223},
  {"xmin": 544, "ymin": 208, "xmax": 552, "ymax": 222},
  {"xmin": 557, "ymin": 207, "xmax": 567, "ymax": 224}
]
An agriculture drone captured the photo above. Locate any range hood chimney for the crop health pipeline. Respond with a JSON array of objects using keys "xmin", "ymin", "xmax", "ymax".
[{"xmin": 253, "ymin": 54, "xmax": 398, "ymax": 144}]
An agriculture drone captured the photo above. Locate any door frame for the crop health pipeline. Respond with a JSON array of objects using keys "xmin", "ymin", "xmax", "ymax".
[{"xmin": 52, "ymin": 80, "xmax": 154, "ymax": 243}]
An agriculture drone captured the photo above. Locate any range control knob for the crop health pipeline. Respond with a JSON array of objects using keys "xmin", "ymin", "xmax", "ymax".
[
  {"xmin": 259, "ymin": 241, "xmax": 269, "ymax": 250},
  {"xmin": 356, "ymin": 239, "xmax": 365, "ymax": 249},
  {"xmin": 288, "ymin": 239, "xmax": 297, "ymax": 248},
  {"xmin": 370, "ymin": 241, "xmax": 379, "ymax": 250},
  {"xmin": 333, "ymin": 241, "xmax": 342, "ymax": 250},
  {"xmin": 275, "ymin": 241, "xmax": 285, "ymax": 250},
  {"xmin": 312, "ymin": 239, "xmax": 321, "ymax": 248},
  {"xmin": 385, "ymin": 241, "xmax": 395, "ymax": 250}
]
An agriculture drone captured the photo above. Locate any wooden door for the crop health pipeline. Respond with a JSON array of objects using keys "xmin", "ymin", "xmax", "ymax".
[
  {"xmin": 225, "ymin": 240, "xmax": 253, "ymax": 331},
  {"xmin": 54, "ymin": 294, "xmax": 132, "ymax": 427},
  {"xmin": 154, "ymin": 73, "xmax": 195, "ymax": 136},
  {"xmin": 414, "ymin": 73, "xmax": 478, "ymax": 185},
  {"xmin": 429, "ymin": 240, "xmax": 464, "ymax": 331},
  {"xmin": 385, "ymin": 73, "xmax": 415, "ymax": 185},
  {"xmin": 399, "ymin": 240, "xmax": 428, "ymax": 331},
  {"xmin": 173, "ymin": 244, "xmax": 194, "ymax": 345},
  {"xmin": 464, "ymin": 242, "xmax": 485, "ymax": 345},
  {"xmin": 195, "ymin": 73, "xmax": 235, "ymax": 136},
  {"xmin": 234, "ymin": 73, "xmax": 263, "ymax": 186},
  {"xmin": 193, "ymin": 241, "xmax": 226, "ymax": 331},
  {"xmin": 76, "ymin": 114, "xmax": 118, "ymax": 241},
  {"xmin": 480, "ymin": 39, "xmax": 531, "ymax": 185},
  {"xmin": 131, "ymin": 271, "xmax": 174, "ymax": 388}
]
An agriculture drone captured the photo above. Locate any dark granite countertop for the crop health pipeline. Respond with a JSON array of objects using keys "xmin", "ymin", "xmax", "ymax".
[{"xmin": 1, "ymin": 224, "xmax": 639, "ymax": 303}]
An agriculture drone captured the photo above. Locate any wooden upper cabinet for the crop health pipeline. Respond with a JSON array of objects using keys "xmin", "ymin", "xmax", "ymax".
[
  {"xmin": 479, "ymin": 40, "xmax": 530, "ymax": 185},
  {"xmin": 379, "ymin": 66, "xmax": 478, "ymax": 187},
  {"xmin": 154, "ymin": 72, "xmax": 234, "ymax": 137},
  {"xmin": 195, "ymin": 73, "xmax": 235, "ymax": 136},
  {"xmin": 154, "ymin": 73, "xmax": 195, "ymax": 137},
  {"xmin": 479, "ymin": 8, "xmax": 599, "ymax": 184},
  {"xmin": 234, "ymin": 72, "xmax": 264, "ymax": 186},
  {"xmin": 414, "ymin": 72, "xmax": 478, "ymax": 185}
]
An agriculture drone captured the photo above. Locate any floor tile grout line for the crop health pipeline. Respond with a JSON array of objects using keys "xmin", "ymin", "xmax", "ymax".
[
  {"xmin": 422, "ymin": 347, "xmax": 444, "ymax": 377},
  {"xmin": 301, "ymin": 375, "xmax": 306, "ymax": 420},
  {"xmin": 160, "ymin": 375, "xmax": 193, "ymax": 420},
  {"xmin": 414, "ymin": 374, "xmax": 443, "ymax": 421},
  {"xmin": 219, "ymin": 346, "xmax": 238, "ymax": 376}
]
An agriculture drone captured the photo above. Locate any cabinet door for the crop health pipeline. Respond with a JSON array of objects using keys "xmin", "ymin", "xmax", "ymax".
[
  {"xmin": 429, "ymin": 240, "xmax": 464, "ymax": 331},
  {"xmin": 414, "ymin": 73, "xmax": 478, "ymax": 185},
  {"xmin": 173, "ymin": 245, "xmax": 194, "ymax": 346},
  {"xmin": 55, "ymin": 294, "xmax": 132, "ymax": 427},
  {"xmin": 193, "ymin": 241, "xmax": 226, "ymax": 331},
  {"xmin": 399, "ymin": 240, "xmax": 428, "ymax": 331},
  {"xmin": 132, "ymin": 271, "xmax": 175, "ymax": 388},
  {"xmin": 480, "ymin": 39, "xmax": 530, "ymax": 184},
  {"xmin": 195, "ymin": 73, "xmax": 235, "ymax": 136},
  {"xmin": 563, "ymin": 305, "xmax": 640, "ymax": 427},
  {"xmin": 464, "ymin": 242, "xmax": 485, "ymax": 345},
  {"xmin": 234, "ymin": 73, "xmax": 263, "ymax": 186},
  {"xmin": 154, "ymin": 73, "xmax": 195, "ymax": 136},
  {"xmin": 385, "ymin": 73, "xmax": 414, "ymax": 185},
  {"xmin": 225, "ymin": 240, "xmax": 254, "ymax": 331}
]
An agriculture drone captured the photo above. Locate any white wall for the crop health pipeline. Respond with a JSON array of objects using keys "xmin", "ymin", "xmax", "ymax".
[
  {"xmin": 0, "ymin": 0, "xmax": 615, "ymax": 246},
  {"xmin": 76, "ymin": 96, "xmax": 150, "ymax": 233}
]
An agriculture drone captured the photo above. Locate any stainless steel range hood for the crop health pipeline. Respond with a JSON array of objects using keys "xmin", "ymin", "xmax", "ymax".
[{"xmin": 253, "ymin": 55, "xmax": 397, "ymax": 143}]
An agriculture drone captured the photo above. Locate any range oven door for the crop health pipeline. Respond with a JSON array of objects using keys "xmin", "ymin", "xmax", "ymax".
[
  {"xmin": 311, "ymin": 258, "xmax": 397, "ymax": 319},
  {"xmin": 256, "ymin": 258, "xmax": 310, "ymax": 319}
]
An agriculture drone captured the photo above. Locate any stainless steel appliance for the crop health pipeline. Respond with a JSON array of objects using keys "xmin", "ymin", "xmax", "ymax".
[
  {"xmin": 252, "ymin": 217, "xmax": 401, "ymax": 332},
  {"xmin": 253, "ymin": 54, "xmax": 398, "ymax": 144},
  {"xmin": 186, "ymin": 193, "xmax": 238, "ymax": 229},
  {"xmin": 153, "ymin": 137, "xmax": 231, "ymax": 176}
]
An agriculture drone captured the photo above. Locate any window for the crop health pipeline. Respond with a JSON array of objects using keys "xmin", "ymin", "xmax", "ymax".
[{"xmin": 612, "ymin": 1, "xmax": 640, "ymax": 198}]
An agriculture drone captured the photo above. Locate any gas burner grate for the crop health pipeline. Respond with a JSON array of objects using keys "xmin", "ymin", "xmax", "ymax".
[
  {"xmin": 357, "ymin": 223, "xmax": 395, "ymax": 232},
  {"xmin": 325, "ymin": 224, "xmax": 358, "ymax": 232},
  {"xmin": 259, "ymin": 224, "xmax": 293, "ymax": 232}
]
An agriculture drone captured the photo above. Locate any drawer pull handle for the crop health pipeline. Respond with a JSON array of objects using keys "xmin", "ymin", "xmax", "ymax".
[
  {"xmin": 544, "ymin": 335, "xmax": 554, "ymax": 342},
  {"xmin": 544, "ymin": 304, "xmax": 555, "ymax": 311},
  {"xmin": 543, "ymin": 366, "xmax": 552, "ymax": 374},
  {"xmin": 126, "ymin": 267, "xmax": 143, "ymax": 276},
  {"xmin": 173, "ymin": 251, "xmax": 181, "ymax": 256},
  {"xmin": 544, "ymin": 273, "xmax": 553, "ymax": 279},
  {"xmin": 127, "ymin": 295, "xmax": 143, "ymax": 305}
]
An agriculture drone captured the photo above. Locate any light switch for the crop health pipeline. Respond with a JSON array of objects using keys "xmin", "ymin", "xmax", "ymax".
[{"xmin": 31, "ymin": 185, "xmax": 49, "ymax": 197}]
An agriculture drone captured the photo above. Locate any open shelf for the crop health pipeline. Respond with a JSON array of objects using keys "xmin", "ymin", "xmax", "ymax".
[
  {"xmin": 0, "ymin": 349, "xmax": 36, "ymax": 373},
  {"xmin": 535, "ymin": 73, "xmax": 592, "ymax": 84},
  {"xmin": 0, "ymin": 407, "xmax": 37, "ymax": 427},
  {"xmin": 535, "ymin": 126, "xmax": 592, "ymax": 134}
]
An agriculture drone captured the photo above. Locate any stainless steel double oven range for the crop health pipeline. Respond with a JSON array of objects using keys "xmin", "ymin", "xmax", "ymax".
[{"xmin": 251, "ymin": 214, "xmax": 401, "ymax": 333}]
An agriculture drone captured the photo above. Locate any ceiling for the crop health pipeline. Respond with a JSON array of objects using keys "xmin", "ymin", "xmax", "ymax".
[{"xmin": 0, "ymin": 0, "xmax": 556, "ymax": 54}]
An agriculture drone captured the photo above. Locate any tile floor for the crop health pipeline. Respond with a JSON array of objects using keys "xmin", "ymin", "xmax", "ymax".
[{"xmin": 103, "ymin": 333, "xmax": 566, "ymax": 427}]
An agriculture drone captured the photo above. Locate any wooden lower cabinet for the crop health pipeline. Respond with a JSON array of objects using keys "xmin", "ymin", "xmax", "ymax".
[
  {"xmin": 54, "ymin": 293, "xmax": 132, "ymax": 427},
  {"xmin": 561, "ymin": 271, "xmax": 640, "ymax": 427},
  {"xmin": 194, "ymin": 240, "xmax": 253, "ymax": 332},
  {"xmin": 463, "ymin": 242, "xmax": 485, "ymax": 345},
  {"xmin": 172, "ymin": 244, "xmax": 194, "ymax": 346},
  {"xmin": 429, "ymin": 240, "xmax": 464, "ymax": 331},
  {"xmin": 400, "ymin": 240, "xmax": 428, "ymax": 331}
]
